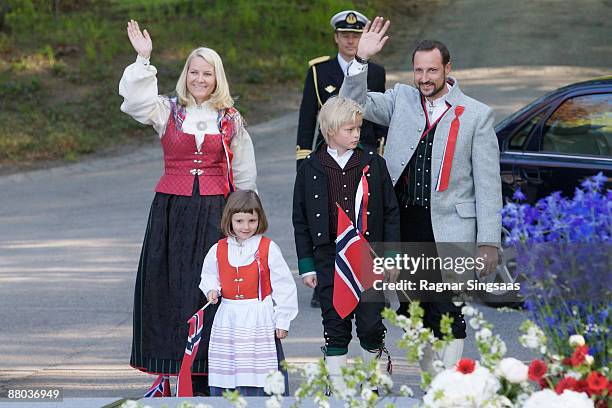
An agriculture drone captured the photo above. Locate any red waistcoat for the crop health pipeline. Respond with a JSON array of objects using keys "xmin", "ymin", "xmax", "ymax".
[
  {"xmin": 217, "ymin": 237, "xmax": 273, "ymax": 300},
  {"xmin": 154, "ymin": 100, "xmax": 237, "ymax": 196}
]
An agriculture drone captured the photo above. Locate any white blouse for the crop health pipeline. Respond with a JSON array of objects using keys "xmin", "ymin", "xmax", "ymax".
[
  {"xmin": 119, "ymin": 55, "xmax": 257, "ymax": 191},
  {"xmin": 199, "ymin": 235, "xmax": 299, "ymax": 331}
]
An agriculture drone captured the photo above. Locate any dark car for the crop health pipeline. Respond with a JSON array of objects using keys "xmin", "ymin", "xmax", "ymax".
[
  {"xmin": 496, "ymin": 76, "xmax": 612, "ymax": 203},
  {"xmin": 483, "ymin": 77, "xmax": 611, "ymax": 307}
]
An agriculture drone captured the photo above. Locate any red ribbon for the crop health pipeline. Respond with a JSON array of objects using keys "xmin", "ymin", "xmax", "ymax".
[
  {"xmin": 437, "ymin": 105, "xmax": 465, "ymax": 192},
  {"xmin": 358, "ymin": 165, "xmax": 370, "ymax": 233}
]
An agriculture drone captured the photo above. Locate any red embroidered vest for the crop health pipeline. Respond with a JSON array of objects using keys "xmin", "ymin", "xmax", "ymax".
[
  {"xmin": 154, "ymin": 100, "xmax": 237, "ymax": 196},
  {"xmin": 217, "ymin": 237, "xmax": 273, "ymax": 300}
]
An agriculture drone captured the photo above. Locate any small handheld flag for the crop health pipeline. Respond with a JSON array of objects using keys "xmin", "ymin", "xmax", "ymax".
[
  {"xmin": 176, "ymin": 302, "xmax": 210, "ymax": 397},
  {"xmin": 333, "ymin": 204, "xmax": 375, "ymax": 318}
]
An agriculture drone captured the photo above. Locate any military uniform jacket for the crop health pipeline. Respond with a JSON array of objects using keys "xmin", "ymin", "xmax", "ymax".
[
  {"xmin": 296, "ymin": 57, "xmax": 387, "ymax": 162},
  {"xmin": 292, "ymin": 144, "xmax": 400, "ymax": 275}
]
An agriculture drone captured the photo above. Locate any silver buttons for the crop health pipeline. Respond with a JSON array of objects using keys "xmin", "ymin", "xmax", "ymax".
[
  {"xmin": 316, "ymin": 213, "xmax": 320, "ymax": 218},
  {"xmin": 366, "ymin": 211, "xmax": 371, "ymax": 215},
  {"xmin": 410, "ymin": 146, "xmax": 415, "ymax": 150},
  {"xmin": 418, "ymin": 128, "xmax": 422, "ymax": 132},
  {"xmin": 313, "ymin": 176, "xmax": 317, "ymax": 180},
  {"xmin": 401, "ymin": 161, "xmax": 405, "ymax": 165},
  {"xmin": 314, "ymin": 194, "xmax": 319, "ymax": 199},
  {"xmin": 317, "ymin": 232, "xmax": 322, "ymax": 237}
]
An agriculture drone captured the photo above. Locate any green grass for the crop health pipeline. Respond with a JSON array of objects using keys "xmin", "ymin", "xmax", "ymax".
[{"xmin": 0, "ymin": 0, "xmax": 406, "ymax": 166}]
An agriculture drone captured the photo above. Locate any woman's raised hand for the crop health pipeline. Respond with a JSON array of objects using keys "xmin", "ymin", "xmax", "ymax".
[{"xmin": 127, "ymin": 19, "xmax": 152, "ymax": 59}]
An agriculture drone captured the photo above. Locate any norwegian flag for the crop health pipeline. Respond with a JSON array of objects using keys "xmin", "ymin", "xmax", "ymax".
[
  {"xmin": 144, "ymin": 375, "xmax": 171, "ymax": 398},
  {"xmin": 333, "ymin": 204, "xmax": 376, "ymax": 319},
  {"xmin": 176, "ymin": 304, "xmax": 208, "ymax": 397}
]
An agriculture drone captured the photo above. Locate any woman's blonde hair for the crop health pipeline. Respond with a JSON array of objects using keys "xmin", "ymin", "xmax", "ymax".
[
  {"xmin": 175, "ymin": 47, "xmax": 234, "ymax": 110},
  {"xmin": 220, "ymin": 190, "xmax": 269, "ymax": 237},
  {"xmin": 318, "ymin": 96, "xmax": 365, "ymax": 142}
]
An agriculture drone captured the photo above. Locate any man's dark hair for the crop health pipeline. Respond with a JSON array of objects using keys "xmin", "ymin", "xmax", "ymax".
[{"xmin": 412, "ymin": 40, "xmax": 451, "ymax": 66}]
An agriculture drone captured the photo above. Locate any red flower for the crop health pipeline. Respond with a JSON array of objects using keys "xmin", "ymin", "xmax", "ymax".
[
  {"xmin": 528, "ymin": 359, "xmax": 547, "ymax": 381},
  {"xmin": 562, "ymin": 357, "xmax": 572, "ymax": 366},
  {"xmin": 456, "ymin": 358, "xmax": 476, "ymax": 374},
  {"xmin": 587, "ymin": 371, "xmax": 608, "ymax": 395},
  {"xmin": 539, "ymin": 377, "xmax": 550, "ymax": 389},
  {"xmin": 575, "ymin": 379, "xmax": 589, "ymax": 395},
  {"xmin": 555, "ymin": 377, "xmax": 578, "ymax": 394},
  {"xmin": 571, "ymin": 345, "xmax": 589, "ymax": 367}
]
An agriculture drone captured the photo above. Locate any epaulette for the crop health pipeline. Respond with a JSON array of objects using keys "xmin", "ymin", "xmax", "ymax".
[{"xmin": 308, "ymin": 56, "xmax": 330, "ymax": 67}]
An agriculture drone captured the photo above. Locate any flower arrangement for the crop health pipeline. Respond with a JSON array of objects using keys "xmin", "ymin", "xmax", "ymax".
[{"xmin": 501, "ymin": 173, "xmax": 611, "ymax": 368}]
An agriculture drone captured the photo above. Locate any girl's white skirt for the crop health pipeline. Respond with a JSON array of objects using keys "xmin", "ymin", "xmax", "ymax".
[{"xmin": 208, "ymin": 296, "xmax": 278, "ymax": 388}]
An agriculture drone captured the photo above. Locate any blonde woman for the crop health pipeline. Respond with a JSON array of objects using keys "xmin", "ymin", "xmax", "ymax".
[{"xmin": 119, "ymin": 19, "xmax": 256, "ymax": 396}]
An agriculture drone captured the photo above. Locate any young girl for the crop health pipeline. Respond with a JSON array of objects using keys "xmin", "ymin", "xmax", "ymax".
[{"xmin": 200, "ymin": 190, "xmax": 298, "ymax": 396}]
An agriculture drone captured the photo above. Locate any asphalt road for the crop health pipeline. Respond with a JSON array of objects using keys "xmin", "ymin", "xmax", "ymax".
[{"xmin": 0, "ymin": 0, "xmax": 610, "ymax": 403}]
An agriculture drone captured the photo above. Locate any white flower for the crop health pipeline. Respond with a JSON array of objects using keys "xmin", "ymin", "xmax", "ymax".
[
  {"xmin": 303, "ymin": 362, "xmax": 320, "ymax": 381},
  {"xmin": 469, "ymin": 317, "xmax": 480, "ymax": 330},
  {"xmin": 120, "ymin": 402, "xmax": 140, "ymax": 408},
  {"xmin": 559, "ymin": 390, "xmax": 595, "ymax": 408},
  {"xmin": 462, "ymin": 305, "xmax": 476, "ymax": 316},
  {"xmin": 523, "ymin": 389, "xmax": 594, "ymax": 408},
  {"xmin": 523, "ymin": 389, "xmax": 560, "ymax": 408},
  {"xmin": 265, "ymin": 396, "xmax": 283, "ymax": 408},
  {"xmin": 424, "ymin": 365, "xmax": 500, "ymax": 407},
  {"xmin": 584, "ymin": 355, "xmax": 594, "ymax": 366},
  {"xmin": 433, "ymin": 359, "xmax": 445, "ymax": 372},
  {"xmin": 569, "ymin": 334, "xmax": 586, "ymax": 347},
  {"xmin": 378, "ymin": 372, "xmax": 393, "ymax": 389},
  {"xmin": 520, "ymin": 333, "xmax": 540, "ymax": 349},
  {"xmin": 313, "ymin": 395, "xmax": 330, "ymax": 408},
  {"xmin": 476, "ymin": 328, "xmax": 492, "ymax": 341},
  {"xmin": 566, "ymin": 370, "xmax": 582, "ymax": 379},
  {"xmin": 264, "ymin": 370, "xmax": 285, "ymax": 396},
  {"xmin": 497, "ymin": 358, "xmax": 528, "ymax": 383},
  {"xmin": 361, "ymin": 387, "xmax": 374, "ymax": 401},
  {"xmin": 195, "ymin": 405, "xmax": 214, "ymax": 408},
  {"xmin": 399, "ymin": 385, "xmax": 414, "ymax": 397}
]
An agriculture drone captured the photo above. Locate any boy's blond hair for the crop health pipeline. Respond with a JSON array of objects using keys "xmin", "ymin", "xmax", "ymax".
[{"xmin": 318, "ymin": 96, "xmax": 365, "ymax": 143}]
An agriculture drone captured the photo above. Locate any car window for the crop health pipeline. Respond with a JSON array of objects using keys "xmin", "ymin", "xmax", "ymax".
[
  {"xmin": 541, "ymin": 93, "xmax": 611, "ymax": 157},
  {"xmin": 508, "ymin": 111, "xmax": 545, "ymax": 150}
]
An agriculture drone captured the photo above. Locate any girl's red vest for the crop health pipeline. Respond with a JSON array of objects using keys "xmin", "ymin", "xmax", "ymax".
[
  {"xmin": 154, "ymin": 99, "xmax": 238, "ymax": 197},
  {"xmin": 217, "ymin": 237, "xmax": 273, "ymax": 300}
]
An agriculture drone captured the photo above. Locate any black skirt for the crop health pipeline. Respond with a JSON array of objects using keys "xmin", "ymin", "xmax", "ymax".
[{"xmin": 130, "ymin": 178, "xmax": 224, "ymax": 375}]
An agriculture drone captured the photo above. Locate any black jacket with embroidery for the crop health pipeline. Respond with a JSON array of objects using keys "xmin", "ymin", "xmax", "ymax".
[{"xmin": 292, "ymin": 144, "xmax": 400, "ymax": 275}]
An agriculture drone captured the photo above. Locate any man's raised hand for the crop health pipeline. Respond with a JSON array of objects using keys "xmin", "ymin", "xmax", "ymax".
[
  {"xmin": 356, "ymin": 16, "xmax": 390, "ymax": 60},
  {"xmin": 127, "ymin": 19, "xmax": 152, "ymax": 60}
]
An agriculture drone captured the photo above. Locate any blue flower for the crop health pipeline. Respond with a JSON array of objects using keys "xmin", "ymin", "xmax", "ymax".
[{"xmin": 513, "ymin": 188, "xmax": 526, "ymax": 201}]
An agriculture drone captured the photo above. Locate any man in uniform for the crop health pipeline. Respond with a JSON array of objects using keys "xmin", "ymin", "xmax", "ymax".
[{"xmin": 296, "ymin": 9, "xmax": 388, "ymax": 307}]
